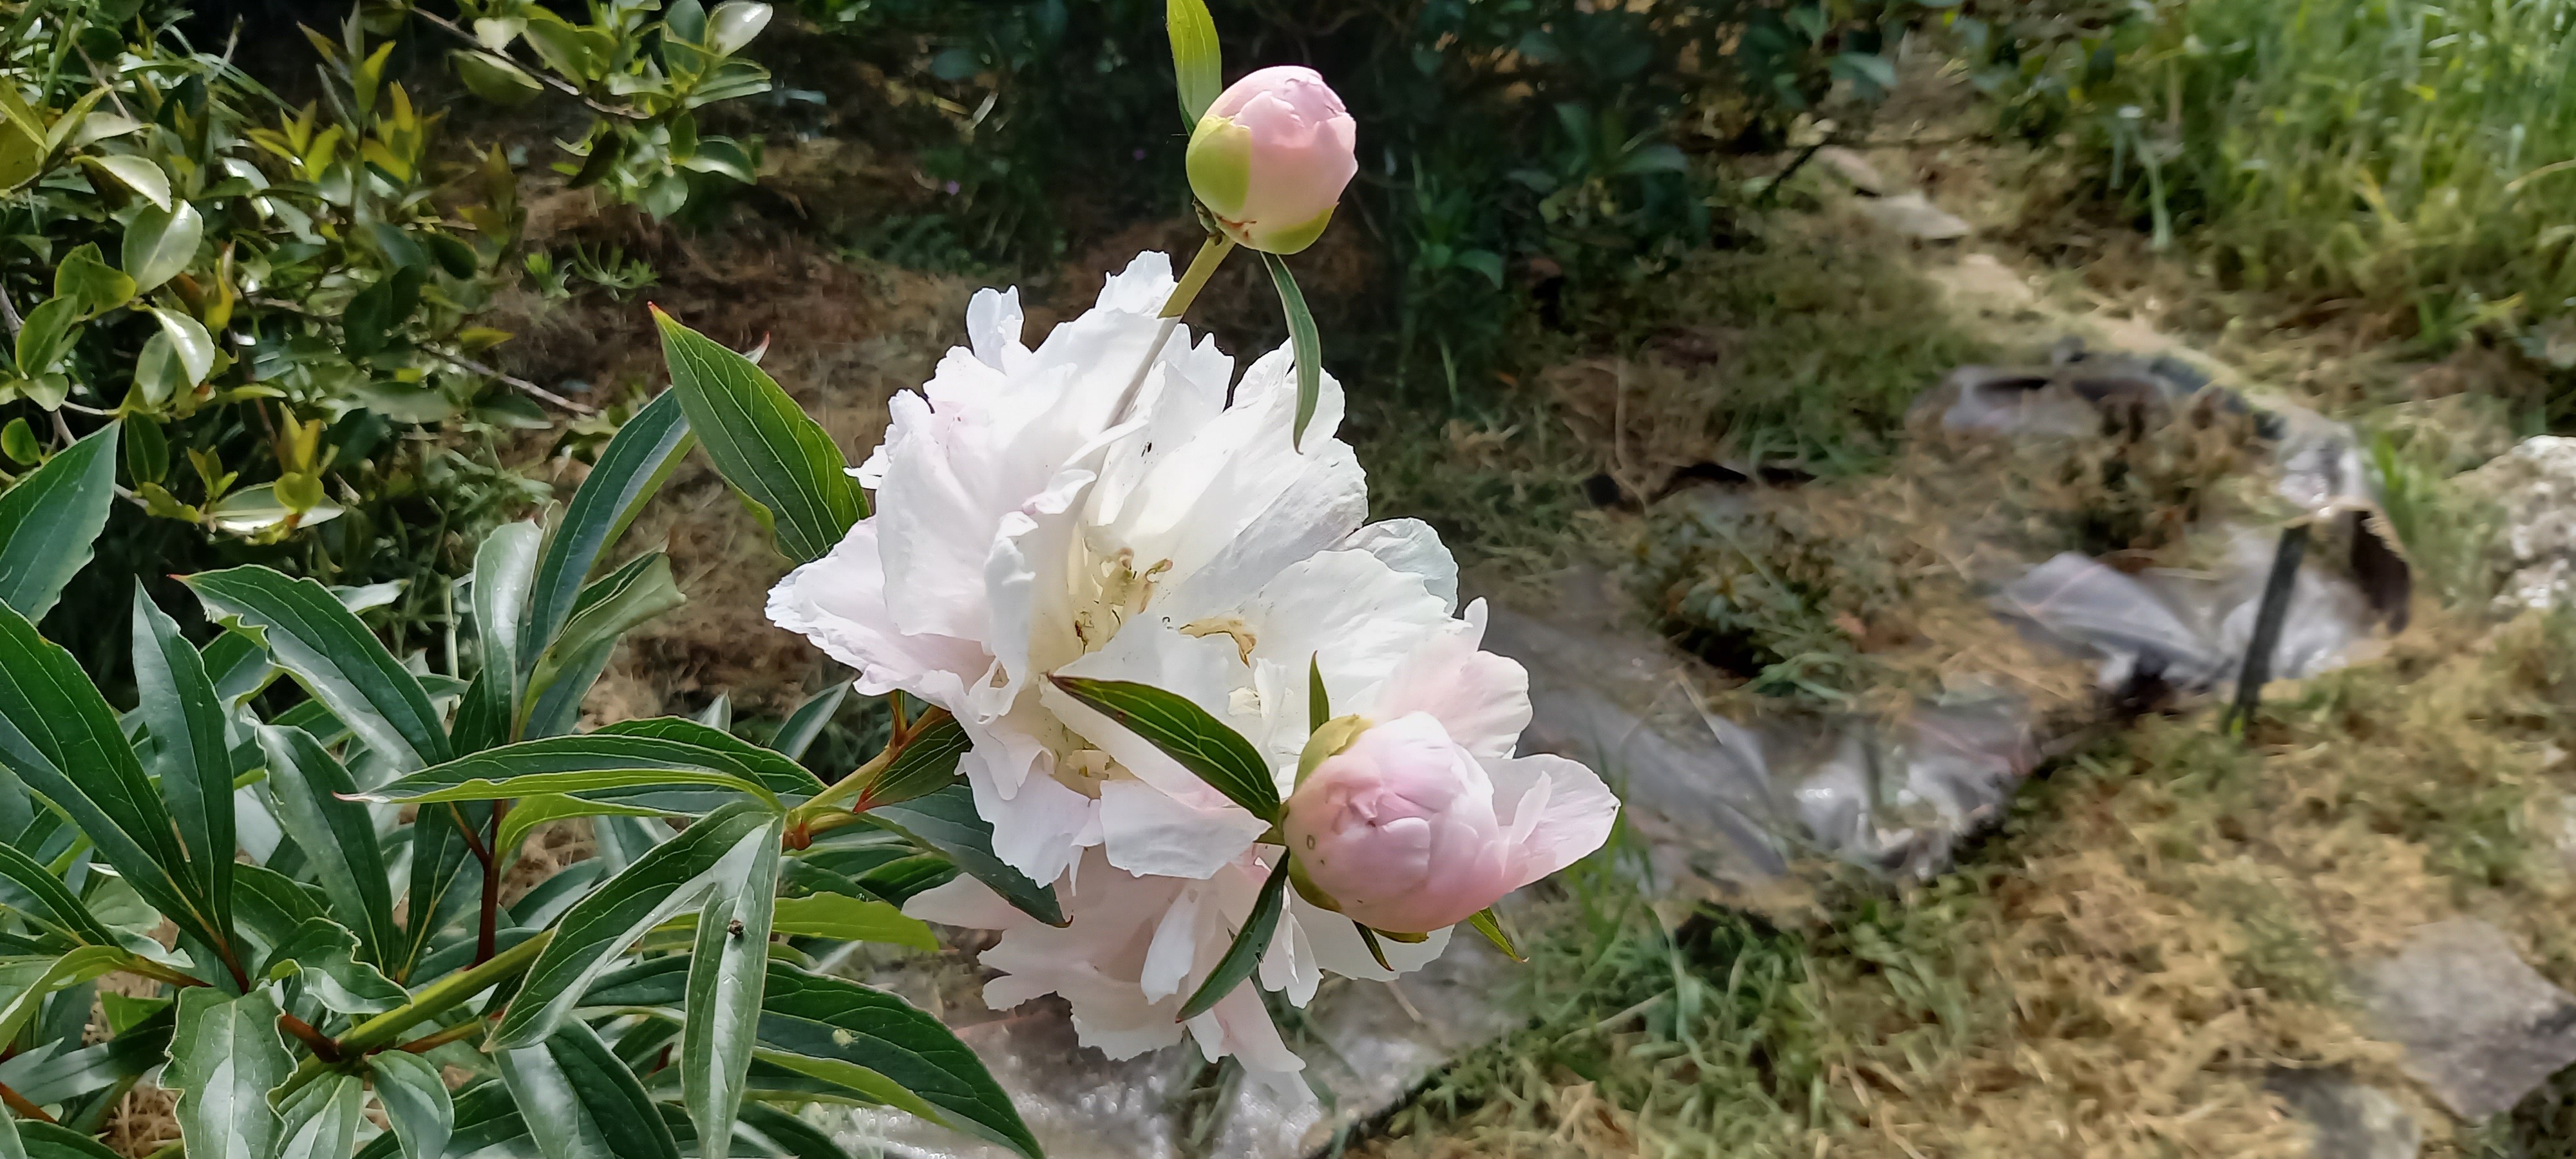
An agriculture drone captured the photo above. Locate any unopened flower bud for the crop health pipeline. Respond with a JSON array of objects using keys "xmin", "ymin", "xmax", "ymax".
[
  {"xmin": 1186, "ymin": 66, "xmax": 1357, "ymax": 255},
  {"xmin": 1280, "ymin": 713, "xmax": 1519, "ymax": 934}
]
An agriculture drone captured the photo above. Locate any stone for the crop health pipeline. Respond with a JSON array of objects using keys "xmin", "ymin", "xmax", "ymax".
[
  {"xmin": 1855, "ymin": 191, "xmax": 1971, "ymax": 241},
  {"xmin": 2266, "ymin": 1069, "xmax": 2421, "ymax": 1159},
  {"xmin": 2358, "ymin": 918, "xmax": 2576, "ymax": 1120},
  {"xmin": 2458, "ymin": 435, "xmax": 2576, "ymax": 611},
  {"xmin": 831, "ymin": 936, "xmax": 1515, "ymax": 1158},
  {"xmin": 1814, "ymin": 146, "xmax": 1894, "ymax": 194}
]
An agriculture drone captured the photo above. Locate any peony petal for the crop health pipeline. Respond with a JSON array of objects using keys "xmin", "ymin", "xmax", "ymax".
[
  {"xmin": 1338, "ymin": 518, "xmax": 1459, "ymax": 612},
  {"xmin": 764, "ymin": 519, "xmax": 990, "ymax": 701},
  {"xmin": 902, "ymin": 872, "xmax": 1019, "ymax": 930},
  {"xmin": 1138, "ymin": 884, "xmax": 1203, "ymax": 1003},
  {"xmin": 1369, "ymin": 615, "xmax": 1532, "ymax": 761},
  {"xmin": 965, "ymin": 286, "xmax": 1027, "ymax": 372},
  {"xmin": 1291, "ymin": 896, "xmax": 1451, "ymax": 981},
  {"xmin": 1186, "ymin": 978, "xmax": 1305, "ymax": 1075},
  {"xmin": 1487, "ymin": 753, "xmax": 1621, "ymax": 890},
  {"xmin": 1097, "ymin": 778, "xmax": 1271, "ymax": 880},
  {"xmin": 964, "ymin": 753, "xmax": 1099, "ymax": 886}
]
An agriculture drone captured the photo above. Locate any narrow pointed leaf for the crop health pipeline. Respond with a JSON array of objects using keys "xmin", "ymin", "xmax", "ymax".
[
  {"xmin": 497, "ymin": 802, "xmax": 781, "ymax": 1048},
  {"xmin": 164, "ymin": 988, "xmax": 291, "ymax": 1159},
  {"xmin": 185, "ymin": 567, "xmax": 451, "ymax": 775},
  {"xmin": 596, "ymin": 717, "xmax": 826, "ymax": 797},
  {"xmin": 0, "ymin": 841, "xmax": 113, "ymax": 947},
  {"xmin": 1048, "ymin": 675, "xmax": 1279, "ymax": 820},
  {"xmin": 13, "ymin": 1122, "xmax": 124, "ymax": 1159},
  {"xmin": 1166, "ymin": 0, "xmax": 1222, "ymax": 124},
  {"xmin": 864, "ymin": 785, "xmax": 1063, "ymax": 926},
  {"xmin": 256, "ymin": 725, "xmax": 399, "ymax": 966},
  {"xmin": 260, "ymin": 917, "xmax": 404, "ymax": 1013},
  {"xmin": 524, "ymin": 390, "xmax": 693, "ymax": 673},
  {"xmin": 855, "ymin": 715, "xmax": 967, "ymax": 809},
  {"xmin": 754, "ymin": 966, "xmax": 1039, "ymax": 1158},
  {"xmin": 0, "ymin": 603, "xmax": 224, "ymax": 959},
  {"xmin": 0, "ymin": 422, "xmax": 116, "ymax": 619},
  {"xmin": 0, "ymin": 946, "xmax": 122, "ymax": 1047},
  {"xmin": 370, "ymin": 1049, "xmax": 455, "ymax": 1159},
  {"xmin": 1467, "ymin": 906, "xmax": 1524, "ymax": 961},
  {"xmin": 685, "ymin": 816, "xmax": 782, "ymax": 1159},
  {"xmin": 366, "ymin": 733, "xmax": 784, "ymax": 811},
  {"xmin": 521, "ymin": 551, "xmax": 686, "ymax": 740},
  {"xmin": 653, "ymin": 309, "xmax": 865, "ymax": 563},
  {"xmin": 131, "ymin": 588, "xmax": 235, "ymax": 938},
  {"xmin": 769, "ymin": 681, "xmax": 848, "ymax": 760},
  {"xmin": 1307, "ymin": 654, "xmax": 1329, "ymax": 732},
  {"xmin": 274, "ymin": 1072, "xmax": 364, "ymax": 1159},
  {"xmin": 498, "ymin": 1020, "xmax": 683, "ymax": 1159},
  {"xmin": 1262, "ymin": 253, "xmax": 1325, "ymax": 449},
  {"xmin": 737, "ymin": 1102, "xmax": 850, "ymax": 1159},
  {"xmin": 1175, "ymin": 860, "xmax": 1288, "ymax": 1020},
  {"xmin": 472, "ymin": 520, "xmax": 542, "ymax": 713},
  {"xmin": 497, "ymin": 793, "xmax": 661, "ymax": 862},
  {"xmin": 665, "ymin": 892, "xmax": 934, "ymax": 948},
  {"xmin": 401, "ymin": 799, "xmax": 489, "ymax": 981}
]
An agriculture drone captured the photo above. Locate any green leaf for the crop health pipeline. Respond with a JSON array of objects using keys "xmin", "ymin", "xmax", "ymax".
[
  {"xmin": 1047, "ymin": 675, "xmax": 1279, "ymax": 820},
  {"xmin": 0, "ymin": 946, "xmax": 122, "ymax": 1048},
  {"xmin": 14, "ymin": 1122, "xmax": 126, "ymax": 1159},
  {"xmin": 0, "ymin": 841, "xmax": 116, "ymax": 947},
  {"xmin": 124, "ymin": 415, "xmax": 167, "ymax": 484},
  {"xmin": 705, "ymin": 0, "xmax": 772, "ymax": 55},
  {"xmin": 254, "ymin": 725, "xmax": 400, "ymax": 966},
  {"xmin": 274, "ymin": 1072, "xmax": 364, "ymax": 1159},
  {"xmin": 525, "ymin": 390, "xmax": 694, "ymax": 671},
  {"xmin": 597, "ymin": 717, "xmax": 825, "ymax": 798},
  {"xmin": 452, "ymin": 50, "xmax": 544, "ymax": 106},
  {"xmin": 367, "ymin": 733, "xmax": 787, "ymax": 811},
  {"xmin": 147, "ymin": 308, "xmax": 216, "ymax": 386},
  {"xmin": 1261, "ymin": 252, "xmax": 1325, "ymax": 450},
  {"xmin": 857, "ymin": 715, "xmax": 969, "ymax": 809},
  {"xmin": 497, "ymin": 802, "xmax": 782, "ymax": 1048},
  {"xmin": 653, "ymin": 309, "xmax": 864, "ymax": 563},
  {"xmin": 1175, "ymin": 860, "xmax": 1287, "ymax": 1020},
  {"xmin": 737, "ymin": 1102, "xmax": 849, "ymax": 1159},
  {"xmin": 498, "ymin": 1019, "xmax": 683, "ymax": 1159},
  {"xmin": 684, "ymin": 807, "xmax": 782, "ymax": 1159},
  {"xmin": 755, "ymin": 966, "xmax": 1039, "ymax": 1158},
  {"xmin": 1308, "ymin": 654, "xmax": 1329, "ymax": 732},
  {"xmin": 769, "ymin": 892, "xmax": 934, "ymax": 948},
  {"xmin": 1166, "ymin": 0, "xmax": 1223, "ymax": 124},
  {"xmin": 130, "ymin": 588, "xmax": 235, "ymax": 939},
  {"xmin": 497, "ymin": 794, "xmax": 658, "ymax": 863},
  {"xmin": 0, "ymin": 420, "xmax": 35, "ymax": 466},
  {"xmin": 369, "ymin": 1050, "xmax": 455, "ymax": 1159},
  {"xmin": 86, "ymin": 154, "xmax": 169, "ymax": 209},
  {"xmin": 399, "ymin": 798, "xmax": 489, "ymax": 981},
  {"xmin": 471, "ymin": 521, "xmax": 542, "ymax": 714},
  {"xmin": 164, "ymin": 988, "xmax": 291, "ymax": 1159},
  {"xmin": 12, "ymin": 296, "xmax": 78, "ymax": 380},
  {"xmin": 1466, "ymin": 905, "xmax": 1524, "ymax": 961},
  {"xmin": 230, "ymin": 862, "xmax": 329, "ymax": 952},
  {"xmin": 0, "ymin": 602, "xmax": 225, "ymax": 962},
  {"xmin": 864, "ymin": 785, "xmax": 1063, "ymax": 927},
  {"xmin": 260, "ymin": 916, "xmax": 405, "ymax": 1014},
  {"xmin": 52, "ymin": 243, "xmax": 134, "ymax": 318},
  {"xmin": 0, "ymin": 422, "xmax": 116, "ymax": 619},
  {"xmin": 185, "ymin": 566, "xmax": 451, "ymax": 775},
  {"xmin": 120, "ymin": 202, "xmax": 202, "ymax": 294},
  {"xmin": 769, "ymin": 682, "xmax": 848, "ymax": 761},
  {"xmin": 521, "ymin": 551, "xmax": 687, "ymax": 740}
]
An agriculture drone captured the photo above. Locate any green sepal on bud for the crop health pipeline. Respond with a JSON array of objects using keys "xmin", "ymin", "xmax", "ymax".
[{"xmin": 1295, "ymin": 712, "xmax": 1370, "ymax": 788}]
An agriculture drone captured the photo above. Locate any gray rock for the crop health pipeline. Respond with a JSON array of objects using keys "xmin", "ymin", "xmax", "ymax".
[
  {"xmin": 1855, "ymin": 191, "xmax": 1971, "ymax": 241},
  {"xmin": 2458, "ymin": 435, "xmax": 2576, "ymax": 611},
  {"xmin": 2266, "ymin": 1069, "xmax": 2421, "ymax": 1159},
  {"xmin": 2360, "ymin": 918, "xmax": 2576, "ymax": 1120},
  {"xmin": 831, "ymin": 936, "xmax": 1513, "ymax": 1158}
]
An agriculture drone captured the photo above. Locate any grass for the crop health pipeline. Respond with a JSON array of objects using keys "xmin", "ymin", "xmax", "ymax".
[
  {"xmin": 1996, "ymin": 0, "xmax": 2576, "ymax": 356},
  {"xmin": 1365, "ymin": 598, "xmax": 2576, "ymax": 1156}
]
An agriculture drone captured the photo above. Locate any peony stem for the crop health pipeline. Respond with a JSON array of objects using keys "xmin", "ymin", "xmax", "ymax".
[{"xmin": 1110, "ymin": 233, "xmax": 1236, "ymax": 426}]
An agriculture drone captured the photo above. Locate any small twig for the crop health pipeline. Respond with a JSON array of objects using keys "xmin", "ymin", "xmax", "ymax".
[
  {"xmin": 408, "ymin": 8, "xmax": 649, "ymax": 122},
  {"xmin": 426, "ymin": 346, "xmax": 598, "ymax": 415},
  {"xmin": 0, "ymin": 1080, "xmax": 57, "ymax": 1123},
  {"xmin": 392, "ymin": 1018, "xmax": 486, "ymax": 1055},
  {"xmin": 474, "ymin": 800, "xmax": 509, "ymax": 966},
  {"xmin": 277, "ymin": 1012, "xmax": 342, "ymax": 1062}
]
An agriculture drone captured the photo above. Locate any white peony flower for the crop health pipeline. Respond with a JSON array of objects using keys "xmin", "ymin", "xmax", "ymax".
[{"xmin": 770, "ymin": 250, "xmax": 1616, "ymax": 1077}]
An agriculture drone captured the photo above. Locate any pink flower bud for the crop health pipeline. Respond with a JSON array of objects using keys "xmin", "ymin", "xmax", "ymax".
[
  {"xmin": 1280, "ymin": 713, "xmax": 1519, "ymax": 934},
  {"xmin": 1186, "ymin": 66, "xmax": 1358, "ymax": 256}
]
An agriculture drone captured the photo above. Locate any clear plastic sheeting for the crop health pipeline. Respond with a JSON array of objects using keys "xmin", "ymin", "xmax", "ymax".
[
  {"xmin": 1774, "ymin": 697, "xmax": 2036, "ymax": 880},
  {"xmin": 1994, "ymin": 530, "xmax": 2380, "ymax": 694}
]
